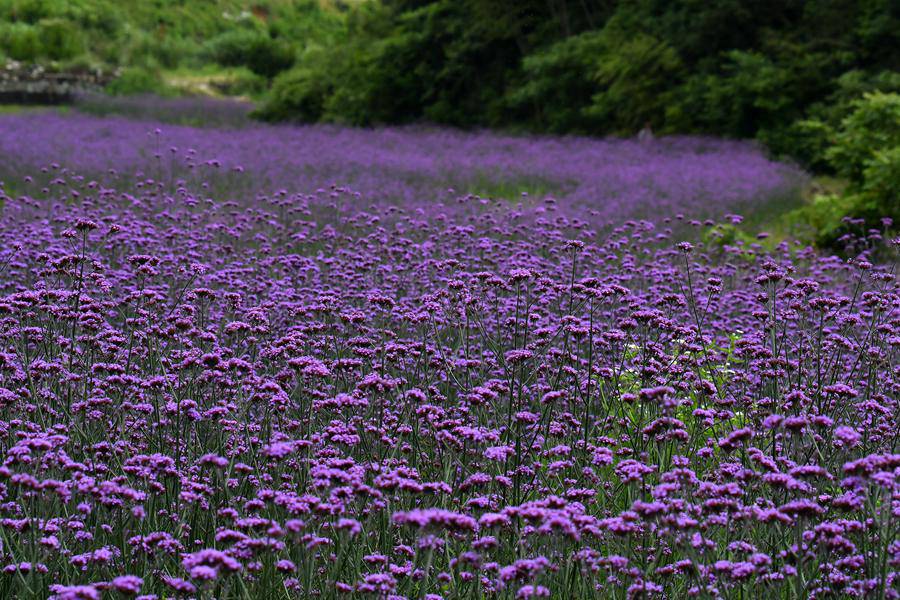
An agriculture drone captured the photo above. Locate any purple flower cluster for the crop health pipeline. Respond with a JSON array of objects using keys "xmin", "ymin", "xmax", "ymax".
[
  {"xmin": 0, "ymin": 111, "xmax": 804, "ymax": 224},
  {"xmin": 0, "ymin": 122, "xmax": 896, "ymax": 599}
]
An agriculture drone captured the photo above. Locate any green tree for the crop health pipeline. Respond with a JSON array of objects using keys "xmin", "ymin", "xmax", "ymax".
[
  {"xmin": 586, "ymin": 31, "xmax": 683, "ymax": 133},
  {"xmin": 793, "ymin": 92, "xmax": 900, "ymax": 247}
]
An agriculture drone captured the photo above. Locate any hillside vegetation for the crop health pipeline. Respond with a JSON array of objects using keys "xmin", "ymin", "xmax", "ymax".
[{"xmin": 0, "ymin": 0, "xmax": 347, "ymax": 96}]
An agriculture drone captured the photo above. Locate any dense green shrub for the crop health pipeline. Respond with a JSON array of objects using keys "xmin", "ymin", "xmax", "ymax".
[
  {"xmin": 791, "ymin": 92, "xmax": 900, "ymax": 248},
  {"xmin": 254, "ymin": 62, "xmax": 329, "ymax": 122},
  {"xmin": 0, "ymin": 0, "xmax": 57, "ymax": 23},
  {"xmin": 212, "ymin": 66, "xmax": 266, "ymax": 97},
  {"xmin": 586, "ymin": 32, "xmax": 682, "ymax": 133},
  {"xmin": 0, "ymin": 1, "xmax": 339, "ymax": 78},
  {"xmin": 506, "ymin": 24, "xmax": 684, "ymax": 134},
  {"xmin": 826, "ymin": 92, "xmax": 900, "ymax": 183},
  {"xmin": 37, "ymin": 18, "xmax": 84, "ymax": 60},
  {"xmin": 505, "ymin": 31, "xmax": 605, "ymax": 132},
  {"xmin": 259, "ymin": 1, "xmax": 516, "ymax": 127},
  {"xmin": 0, "ymin": 22, "xmax": 41, "ymax": 60},
  {"xmin": 203, "ymin": 29, "xmax": 295, "ymax": 79},
  {"xmin": 105, "ymin": 66, "xmax": 169, "ymax": 96},
  {"xmin": 764, "ymin": 71, "xmax": 900, "ymax": 170},
  {"xmin": 204, "ymin": 29, "xmax": 262, "ymax": 66},
  {"xmin": 147, "ymin": 36, "xmax": 202, "ymax": 70},
  {"xmin": 827, "ymin": 92, "xmax": 900, "ymax": 228},
  {"xmin": 671, "ymin": 51, "xmax": 799, "ymax": 138},
  {"xmin": 0, "ymin": 17, "xmax": 89, "ymax": 62}
]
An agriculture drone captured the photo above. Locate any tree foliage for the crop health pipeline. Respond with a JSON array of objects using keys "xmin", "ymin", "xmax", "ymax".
[
  {"xmin": 258, "ymin": 0, "xmax": 898, "ymax": 158},
  {"xmin": 790, "ymin": 91, "xmax": 900, "ymax": 248}
]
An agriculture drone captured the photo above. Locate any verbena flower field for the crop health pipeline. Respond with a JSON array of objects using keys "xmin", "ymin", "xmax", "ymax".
[
  {"xmin": 0, "ymin": 112, "xmax": 803, "ymax": 222},
  {"xmin": 0, "ymin": 115, "xmax": 896, "ymax": 599}
]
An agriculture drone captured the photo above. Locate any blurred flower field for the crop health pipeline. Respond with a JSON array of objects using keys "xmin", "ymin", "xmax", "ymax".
[{"xmin": 0, "ymin": 111, "xmax": 804, "ymax": 223}]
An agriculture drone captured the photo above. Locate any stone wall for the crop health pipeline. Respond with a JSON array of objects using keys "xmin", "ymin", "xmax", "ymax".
[{"xmin": 0, "ymin": 61, "xmax": 112, "ymax": 104}]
